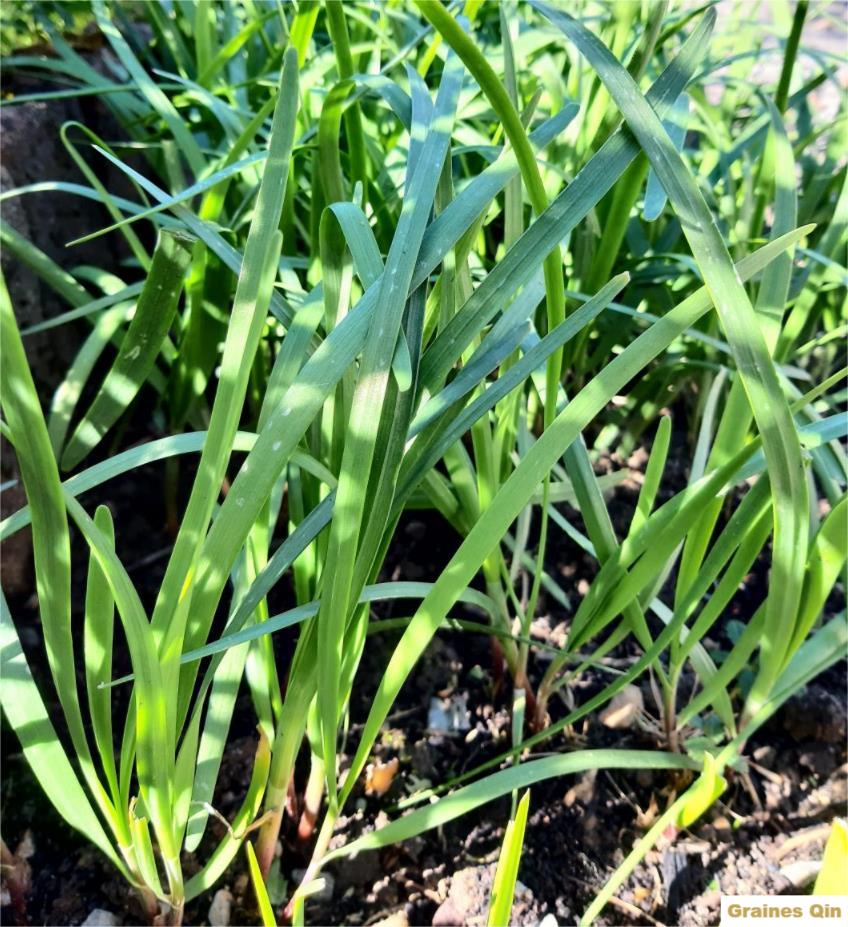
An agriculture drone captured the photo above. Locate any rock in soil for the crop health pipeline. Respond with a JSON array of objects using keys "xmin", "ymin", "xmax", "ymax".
[
  {"xmin": 432, "ymin": 865, "xmax": 540, "ymax": 926},
  {"xmin": 81, "ymin": 910, "xmax": 120, "ymax": 927},
  {"xmin": 208, "ymin": 888, "xmax": 234, "ymax": 926},
  {"xmin": 599, "ymin": 685, "xmax": 644, "ymax": 730}
]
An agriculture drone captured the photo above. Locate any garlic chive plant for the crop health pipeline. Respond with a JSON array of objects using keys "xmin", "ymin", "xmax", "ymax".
[{"xmin": 1, "ymin": 1, "xmax": 844, "ymax": 924}]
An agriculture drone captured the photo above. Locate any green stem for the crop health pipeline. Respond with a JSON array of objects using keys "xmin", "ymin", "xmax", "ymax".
[
  {"xmin": 297, "ymin": 753, "xmax": 326, "ymax": 840},
  {"xmin": 414, "ymin": 0, "xmax": 566, "ymax": 400},
  {"xmin": 572, "ymin": 156, "xmax": 649, "ymax": 374},
  {"xmin": 748, "ymin": 0, "xmax": 808, "ymax": 238},
  {"xmin": 415, "ymin": 0, "xmax": 565, "ymax": 705},
  {"xmin": 325, "ymin": 0, "xmax": 368, "ymax": 189},
  {"xmin": 776, "ymin": 1, "xmax": 809, "ymax": 114},
  {"xmin": 286, "ymin": 811, "xmax": 337, "ymax": 921}
]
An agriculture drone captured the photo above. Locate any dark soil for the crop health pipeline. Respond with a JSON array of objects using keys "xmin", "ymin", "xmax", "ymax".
[{"xmin": 2, "ymin": 439, "xmax": 845, "ymax": 927}]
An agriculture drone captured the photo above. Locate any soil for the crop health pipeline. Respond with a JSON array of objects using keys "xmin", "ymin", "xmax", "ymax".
[
  {"xmin": 0, "ymin": 45, "xmax": 152, "ymax": 601},
  {"xmin": 2, "ymin": 437, "xmax": 845, "ymax": 927}
]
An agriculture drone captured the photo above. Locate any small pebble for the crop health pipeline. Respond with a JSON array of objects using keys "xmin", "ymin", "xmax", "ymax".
[
  {"xmin": 81, "ymin": 911, "xmax": 120, "ymax": 927},
  {"xmin": 780, "ymin": 860, "xmax": 821, "ymax": 889},
  {"xmin": 599, "ymin": 685, "xmax": 643, "ymax": 729},
  {"xmin": 208, "ymin": 888, "xmax": 233, "ymax": 926}
]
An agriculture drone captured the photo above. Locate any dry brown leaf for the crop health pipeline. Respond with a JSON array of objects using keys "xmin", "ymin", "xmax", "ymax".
[
  {"xmin": 365, "ymin": 757, "xmax": 400, "ymax": 797},
  {"xmin": 635, "ymin": 792, "xmax": 659, "ymax": 829},
  {"xmin": 564, "ymin": 769, "xmax": 598, "ymax": 807}
]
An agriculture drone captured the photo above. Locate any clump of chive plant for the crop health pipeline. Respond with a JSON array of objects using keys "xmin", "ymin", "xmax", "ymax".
[{"xmin": 1, "ymin": 1, "xmax": 845, "ymax": 925}]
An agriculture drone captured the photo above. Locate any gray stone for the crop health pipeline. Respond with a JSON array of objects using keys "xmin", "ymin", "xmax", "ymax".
[{"xmin": 81, "ymin": 910, "xmax": 120, "ymax": 927}]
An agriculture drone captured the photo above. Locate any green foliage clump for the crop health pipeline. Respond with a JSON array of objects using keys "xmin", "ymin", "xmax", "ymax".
[{"xmin": 1, "ymin": 1, "xmax": 845, "ymax": 924}]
